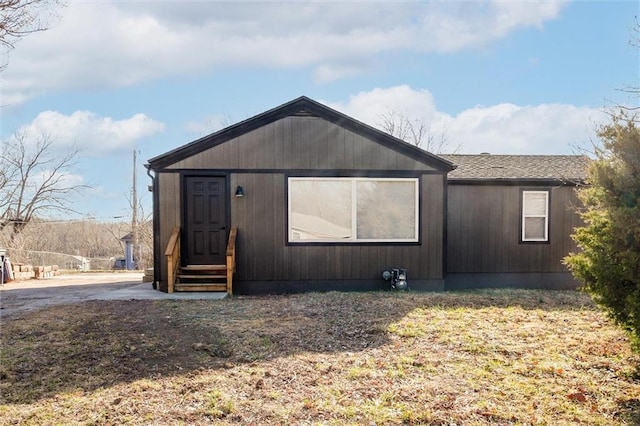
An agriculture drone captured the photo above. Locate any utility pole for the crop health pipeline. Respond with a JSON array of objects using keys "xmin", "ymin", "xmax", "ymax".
[{"xmin": 132, "ymin": 149, "xmax": 139, "ymax": 270}]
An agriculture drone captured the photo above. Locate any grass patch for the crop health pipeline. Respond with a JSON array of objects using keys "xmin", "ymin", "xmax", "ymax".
[{"xmin": 1, "ymin": 289, "xmax": 639, "ymax": 425}]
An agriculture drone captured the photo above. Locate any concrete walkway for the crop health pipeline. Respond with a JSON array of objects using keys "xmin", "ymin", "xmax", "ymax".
[{"xmin": 0, "ymin": 272, "xmax": 226, "ymax": 317}]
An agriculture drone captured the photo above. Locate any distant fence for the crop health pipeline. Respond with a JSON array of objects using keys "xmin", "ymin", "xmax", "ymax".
[
  {"xmin": 90, "ymin": 258, "xmax": 118, "ymax": 270},
  {"xmin": 11, "ymin": 250, "xmax": 118, "ymax": 271}
]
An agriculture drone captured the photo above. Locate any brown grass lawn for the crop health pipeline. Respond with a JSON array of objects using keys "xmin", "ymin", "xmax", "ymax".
[{"xmin": 1, "ymin": 290, "xmax": 639, "ymax": 425}]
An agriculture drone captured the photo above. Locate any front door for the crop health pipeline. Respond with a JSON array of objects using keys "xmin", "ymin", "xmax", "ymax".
[{"xmin": 184, "ymin": 176, "xmax": 227, "ymax": 265}]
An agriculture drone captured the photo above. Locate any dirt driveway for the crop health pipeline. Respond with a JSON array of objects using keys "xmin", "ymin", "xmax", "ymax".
[{"xmin": 0, "ymin": 272, "xmax": 225, "ymax": 318}]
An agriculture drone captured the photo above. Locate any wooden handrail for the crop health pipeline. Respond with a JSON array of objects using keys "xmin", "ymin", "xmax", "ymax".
[
  {"xmin": 165, "ymin": 227, "xmax": 180, "ymax": 294},
  {"xmin": 165, "ymin": 226, "xmax": 235, "ymax": 296},
  {"xmin": 226, "ymin": 226, "xmax": 237, "ymax": 296}
]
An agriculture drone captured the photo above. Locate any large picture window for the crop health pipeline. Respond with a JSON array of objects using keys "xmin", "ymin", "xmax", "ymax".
[
  {"xmin": 288, "ymin": 177, "xmax": 419, "ymax": 243},
  {"xmin": 522, "ymin": 190, "xmax": 549, "ymax": 242}
]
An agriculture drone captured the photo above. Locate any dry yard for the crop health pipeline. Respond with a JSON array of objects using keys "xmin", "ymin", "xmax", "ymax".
[{"xmin": 0, "ymin": 290, "xmax": 639, "ymax": 425}]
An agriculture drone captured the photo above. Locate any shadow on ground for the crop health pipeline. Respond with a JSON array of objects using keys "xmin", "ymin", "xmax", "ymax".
[{"xmin": 0, "ymin": 289, "xmax": 634, "ymax": 417}]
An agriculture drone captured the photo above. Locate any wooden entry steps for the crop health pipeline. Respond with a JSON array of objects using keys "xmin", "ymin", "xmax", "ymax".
[
  {"xmin": 175, "ymin": 265, "xmax": 228, "ymax": 292},
  {"xmin": 166, "ymin": 226, "xmax": 237, "ymax": 295},
  {"xmin": 175, "ymin": 283, "xmax": 228, "ymax": 292}
]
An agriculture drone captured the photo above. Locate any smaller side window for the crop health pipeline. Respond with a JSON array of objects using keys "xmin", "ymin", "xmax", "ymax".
[{"xmin": 522, "ymin": 190, "xmax": 549, "ymax": 242}]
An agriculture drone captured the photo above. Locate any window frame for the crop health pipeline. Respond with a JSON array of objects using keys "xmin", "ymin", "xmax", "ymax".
[
  {"xmin": 287, "ymin": 177, "xmax": 420, "ymax": 244},
  {"xmin": 521, "ymin": 190, "xmax": 550, "ymax": 243}
]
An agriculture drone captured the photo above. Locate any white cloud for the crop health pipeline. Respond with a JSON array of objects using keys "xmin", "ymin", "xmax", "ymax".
[
  {"xmin": 442, "ymin": 103, "xmax": 603, "ymax": 154},
  {"xmin": 422, "ymin": 1, "xmax": 566, "ymax": 53},
  {"xmin": 328, "ymin": 86, "xmax": 605, "ymax": 155},
  {"xmin": 328, "ymin": 85, "xmax": 441, "ymax": 129},
  {"xmin": 313, "ymin": 63, "xmax": 370, "ymax": 84},
  {"xmin": 3, "ymin": 0, "xmax": 569, "ymax": 105},
  {"xmin": 15, "ymin": 111, "xmax": 165, "ymax": 156}
]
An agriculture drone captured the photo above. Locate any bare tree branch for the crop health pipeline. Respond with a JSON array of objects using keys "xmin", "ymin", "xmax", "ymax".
[
  {"xmin": 0, "ymin": 130, "xmax": 87, "ymax": 240},
  {"xmin": 614, "ymin": 19, "xmax": 640, "ymax": 113},
  {"xmin": 379, "ymin": 108, "xmax": 460, "ymax": 154},
  {"xmin": 0, "ymin": 0, "xmax": 62, "ymax": 71}
]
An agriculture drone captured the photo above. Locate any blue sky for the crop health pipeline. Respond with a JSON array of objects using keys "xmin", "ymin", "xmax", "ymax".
[{"xmin": 1, "ymin": 0, "xmax": 638, "ymax": 222}]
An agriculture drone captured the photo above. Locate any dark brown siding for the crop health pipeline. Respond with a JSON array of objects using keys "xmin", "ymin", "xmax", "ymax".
[
  {"xmin": 153, "ymin": 115, "xmax": 447, "ymax": 292},
  {"xmin": 229, "ymin": 173, "xmax": 444, "ymax": 285},
  {"xmin": 167, "ymin": 116, "xmax": 437, "ymax": 171},
  {"xmin": 156, "ymin": 172, "xmax": 181, "ymax": 291},
  {"xmin": 446, "ymin": 184, "xmax": 581, "ymax": 274}
]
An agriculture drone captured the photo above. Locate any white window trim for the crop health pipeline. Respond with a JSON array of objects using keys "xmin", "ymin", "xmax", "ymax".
[
  {"xmin": 288, "ymin": 177, "xmax": 420, "ymax": 243},
  {"xmin": 522, "ymin": 190, "xmax": 549, "ymax": 242}
]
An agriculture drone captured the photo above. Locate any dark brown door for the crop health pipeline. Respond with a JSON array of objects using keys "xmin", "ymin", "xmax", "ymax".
[{"xmin": 184, "ymin": 176, "xmax": 227, "ymax": 265}]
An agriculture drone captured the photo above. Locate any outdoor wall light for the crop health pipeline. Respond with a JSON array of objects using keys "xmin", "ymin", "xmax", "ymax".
[{"xmin": 235, "ymin": 186, "xmax": 245, "ymax": 197}]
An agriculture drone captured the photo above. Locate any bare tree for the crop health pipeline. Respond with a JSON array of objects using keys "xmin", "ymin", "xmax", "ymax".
[
  {"xmin": 610, "ymin": 19, "xmax": 640, "ymax": 116},
  {"xmin": 2, "ymin": 218, "xmax": 154, "ymax": 269},
  {"xmin": 629, "ymin": 19, "xmax": 639, "ymax": 91},
  {"xmin": 0, "ymin": 0, "xmax": 61, "ymax": 71},
  {"xmin": 0, "ymin": 130, "xmax": 86, "ymax": 241},
  {"xmin": 379, "ymin": 109, "xmax": 459, "ymax": 154}
]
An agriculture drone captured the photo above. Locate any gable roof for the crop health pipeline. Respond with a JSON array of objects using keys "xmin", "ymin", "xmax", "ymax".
[
  {"xmin": 147, "ymin": 96, "xmax": 455, "ymax": 172},
  {"xmin": 440, "ymin": 154, "xmax": 589, "ymax": 183}
]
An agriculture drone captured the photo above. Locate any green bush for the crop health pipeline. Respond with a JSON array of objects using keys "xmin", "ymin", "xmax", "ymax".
[{"xmin": 565, "ymin": 113, "xmax": 640, "ymax": 349}]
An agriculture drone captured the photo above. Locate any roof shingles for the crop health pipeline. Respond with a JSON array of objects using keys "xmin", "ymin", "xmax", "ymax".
[{"xmin": 440, "ymin": 154, "xmax": 589, "ymax": 182}]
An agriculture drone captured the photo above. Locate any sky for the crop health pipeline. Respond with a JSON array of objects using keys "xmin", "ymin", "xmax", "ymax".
[{"xmin": 1, "ymin": 0, "xmax": 638, "ymax": 222}]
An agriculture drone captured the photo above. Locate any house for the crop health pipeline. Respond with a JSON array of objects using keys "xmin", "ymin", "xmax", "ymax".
[{"xmin": 146, "ymin": 96, "xmax": 587, "ymax": 294}]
